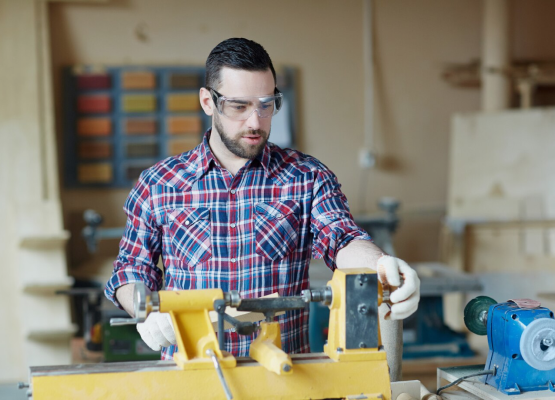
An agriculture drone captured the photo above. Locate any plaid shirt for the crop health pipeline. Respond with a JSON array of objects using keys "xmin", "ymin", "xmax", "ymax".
[{"xmin": 105, "ymin": 130, "xmax": 371, "ymax": 360}]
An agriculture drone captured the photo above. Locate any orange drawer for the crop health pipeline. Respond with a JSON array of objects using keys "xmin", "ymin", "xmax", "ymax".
[
  {"xmin": 167, "ymin": 116, "xmax": 202, "ymax": 134},
  {"xmin": 77, "ymin": 118, "xmax": 112, "ymax": 136}
]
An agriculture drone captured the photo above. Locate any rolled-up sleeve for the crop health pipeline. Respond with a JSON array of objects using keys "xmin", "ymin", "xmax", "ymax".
[
  {"xmin": 104, "ymin": 172, "xmax": 164, "ymax": 308},
  {"xmin": 310, "ymin": 167, "xmax": 372, "ymax": 270}
]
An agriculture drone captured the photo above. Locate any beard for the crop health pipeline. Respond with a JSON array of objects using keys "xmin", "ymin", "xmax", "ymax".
[{"xmin": 214, "ymin": 113, "xmax": 269, "ymax": 160}]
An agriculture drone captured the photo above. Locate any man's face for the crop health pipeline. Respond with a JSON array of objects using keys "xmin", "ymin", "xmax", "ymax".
[{"xmin": 209, "ymin": 68, "xmax": 275, "ymax": 160}]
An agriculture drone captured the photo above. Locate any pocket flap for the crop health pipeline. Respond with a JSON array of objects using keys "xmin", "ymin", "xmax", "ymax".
[
  {"xmin": 255, "ymin": 200, "xmax": 299, "ymax": 220},
  {"xmin": 169, "ymin": 207, "xmax": 210, "ymax": 225}
]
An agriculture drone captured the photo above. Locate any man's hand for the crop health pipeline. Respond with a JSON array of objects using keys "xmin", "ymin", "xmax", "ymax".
[
  {"xmin": 136, "ymin": 312, "xmax": 177, "ymax": 351},
  {"xmin": 377, "ymin": 255, "xmax": 420, "ymax": 320}
]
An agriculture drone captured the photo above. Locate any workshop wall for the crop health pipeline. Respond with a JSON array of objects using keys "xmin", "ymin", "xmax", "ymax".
[
  {"xmin": 49, "ymin": 0, "xmax": 555, "ymax": 280},
  {"xmin": 50, "ymin": 0, "xmax": 367, "ymax": 280},
  {"xmin": 370, "ymin": 0, "xmax": 483, "ymax": 261}
]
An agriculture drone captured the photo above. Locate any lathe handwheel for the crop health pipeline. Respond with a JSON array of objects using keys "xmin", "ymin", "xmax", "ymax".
[
  {"xmin": 464, "ymin": 296, "xmax": 497, "ymax": 336},
  {"xmin": 520, "ymin": 318, "xmax": 555, "ymax": 371}
]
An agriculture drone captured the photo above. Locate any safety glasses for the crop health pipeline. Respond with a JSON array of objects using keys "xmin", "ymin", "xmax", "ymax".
[{"xmin": 207, "ymin": 87, "xmax": 283, "ymax": 121}]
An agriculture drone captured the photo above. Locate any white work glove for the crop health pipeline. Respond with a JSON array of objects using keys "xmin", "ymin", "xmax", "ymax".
[
  {"xmin": 377, "ymin": 255, "xmax": 420, "ymax": 320},
  {"xmin": 136, "ymin": 312, "xmax": 177, "ymax": 351}
]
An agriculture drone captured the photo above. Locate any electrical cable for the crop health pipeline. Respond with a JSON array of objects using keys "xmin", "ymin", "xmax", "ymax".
[{"xmin": 436, "ymin": 369, "xmax": 495, "ymax": 395}]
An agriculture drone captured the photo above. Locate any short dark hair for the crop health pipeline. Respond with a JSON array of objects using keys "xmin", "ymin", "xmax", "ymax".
[{"xmin": 205, "ymin": 38, "xmax": 276, "ymax": 90}]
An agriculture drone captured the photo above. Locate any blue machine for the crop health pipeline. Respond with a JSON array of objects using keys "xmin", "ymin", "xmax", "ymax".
[{"xmin": 478, "ymin": 301, "xmax": 555, "ymax": 395}]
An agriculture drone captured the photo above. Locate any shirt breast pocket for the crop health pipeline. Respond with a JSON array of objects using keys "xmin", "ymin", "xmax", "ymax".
[
  {"xmin": 255, "ymin": 200, "xmax": 300, "ymax": 261},
  {"xmin": 167, "ymin": 207, "xmax": 212, "ymax": 265}
]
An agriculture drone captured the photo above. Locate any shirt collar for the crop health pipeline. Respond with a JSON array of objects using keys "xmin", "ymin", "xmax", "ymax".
[
  {"xmin": 256, "ymin": 140, "xmax": 271, "ymax": 178},
  {"xmin": 195, "ymin": 129, "xmax": 272, "ymax": 180},
  {"xmin": 195, "ymin": 130, "xmax": 217, "ymax": 180}
]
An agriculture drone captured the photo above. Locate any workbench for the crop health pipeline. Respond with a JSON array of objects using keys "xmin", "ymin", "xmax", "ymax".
[{"xmin": 437, "ymin": 365, "xmax": 555, "ymax": 400}]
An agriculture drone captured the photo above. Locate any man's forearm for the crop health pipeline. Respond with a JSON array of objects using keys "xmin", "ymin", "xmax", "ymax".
[
  {"xmin": 115, "ymin": 283, "xmax": 136, "ymax": 317},
  {"xmin": 335, "ymin": 239, "xmax": 386, "ymax": 270}
]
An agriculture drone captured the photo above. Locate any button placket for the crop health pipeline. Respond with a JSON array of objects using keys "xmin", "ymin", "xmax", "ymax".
[{"xmin": 228, "ymin": 187, "xmax": 238, "ymax": 264}]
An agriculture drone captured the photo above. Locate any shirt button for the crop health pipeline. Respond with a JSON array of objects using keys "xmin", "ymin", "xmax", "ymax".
[
  {"xmin": 185, "ymin": 220, "xmax": 190, "ymax": 225},
  {"xmin": 277, "ymin": 214, "xmax": 283, "ymax": 219},
  {"xmin": 230, "ymin": 189, "xmax": 236, "ymax": 194},
  {"xmin": 231, "ymin": 258, "xmax": 236, "ymax": 263},
  {"xmin": 230, "ymin": 223, "xmax": 236, "ymax": 228}
]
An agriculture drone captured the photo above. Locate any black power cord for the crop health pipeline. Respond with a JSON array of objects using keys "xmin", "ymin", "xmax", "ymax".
[{"xmin": 436, "ymin": 369, "xmax": 496, "ymax": 395}]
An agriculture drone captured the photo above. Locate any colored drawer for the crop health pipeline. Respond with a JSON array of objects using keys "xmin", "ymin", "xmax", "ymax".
[
  {"xmin": 169, "ymin": 73, "xmax": 200, "ymax": 89},
  {"xmin": 168, "ymin": 137, "xmax": 200, "ymax": 155},
  {"xmin": 77, "ymin": 118, "xmax": 112, "ymax": 136},
  {"xmin": 77, "ymin": 95, "xmax": 111, "ymax": 113},
  {"xmin": 126, "ymin": 164, "xmax": 151, "ymax": 181},
  {"xmin": 166, "ymin": 94, "xmax": 199, "ymax": 112},
  {"xmin": 126, "ymin": 142, "xmax": 159, "ymax": 158},
  {"xmin": 123, "ymin": 95, "xmax": 157, "ymax": 112},
  {"xmin": 78, "ymin": 142, "xmax": 112, "ymax": 159},
  {"xmin": 77, "ymin": 163, "xmax": 113, "ymax": 183},
  {"xmin": 122, "ymin": 71, "xmax": 156, "ymax": 90},
  {"xmin": 77, "ymin": 74, "xmax": 111, "ymax": 90},
  {"xmin": 167, "ymin": 116, "xmax": 202, "ymax": 134},
  {"xmin": 125, "ymin": 118, "xmax": 157, "ymax": 135}
]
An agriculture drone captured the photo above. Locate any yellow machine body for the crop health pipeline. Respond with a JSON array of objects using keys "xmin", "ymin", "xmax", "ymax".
[
  {"xmin": 31, "ymin": 353, "xmax": 389, "ymax": 400},
  {"xmin": 249, "ymin": 321, "xmax": 292, "ymax": 375},
  {"xmin": 159, "ymin": 289, "xmax": 235, "ymax": 369},
  {"xmin": 325, "ymin": 268, "xmax": 384, "ymax": 362},
  {"xmin": 29, "ymin": 268, "xmax": 391, "ymax": 400}
]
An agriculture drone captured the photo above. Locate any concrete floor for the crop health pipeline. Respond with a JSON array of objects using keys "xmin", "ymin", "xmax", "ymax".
[{"xmin": 0, "ymin": 383, "xmax": 28, "ymax": 399}]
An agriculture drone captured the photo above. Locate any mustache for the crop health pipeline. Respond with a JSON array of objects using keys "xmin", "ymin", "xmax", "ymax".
[{"xmin": 243, "ymin": 130, "xmax": 266, "ymax": 136}]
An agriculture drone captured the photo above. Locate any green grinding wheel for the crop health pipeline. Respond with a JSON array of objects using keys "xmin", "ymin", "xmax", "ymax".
[{"xmin": 464, "ymin": 296, "xmax": 497, "ymax": 336}]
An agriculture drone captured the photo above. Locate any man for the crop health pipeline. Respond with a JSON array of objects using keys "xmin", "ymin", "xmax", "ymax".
[{"xmin": 105, "ymin": 38, "xmax": 420, "ymax": 360}]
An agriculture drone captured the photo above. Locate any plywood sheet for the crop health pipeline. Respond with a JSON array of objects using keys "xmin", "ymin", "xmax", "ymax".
[
  {"xmin": 465, "ymin": 221, "xmax": 555, "ymax": 273},
  {"xmin": 448, "ymin": 108, "xmax": 555, "ymax": 220}
]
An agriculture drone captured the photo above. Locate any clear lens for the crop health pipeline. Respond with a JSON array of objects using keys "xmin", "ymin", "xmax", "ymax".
[{"xmin": 212, "ymin": 90, "xmax": 283, "ymax": 121}]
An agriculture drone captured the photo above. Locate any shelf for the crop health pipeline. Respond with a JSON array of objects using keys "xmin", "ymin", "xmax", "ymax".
[
  {"xmin": 27, "ymin": 325, "xmax": 78, "ymax": 341},
  {"xmin": 23, "ymin": 277, "xmax": 75, "ymax": 295},
  {"xmin": 19, "ymin": 231, "xmax": 70, "ymax": 249}
]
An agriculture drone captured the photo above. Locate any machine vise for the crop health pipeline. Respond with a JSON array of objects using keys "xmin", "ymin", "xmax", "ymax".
[
  {"xmin": 464, "ymin": 296, "xmax": 555, "ymax": 395},
  {"xmin": 27, "ymin": 268, "xmax": 393, "ymax": 400}
]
